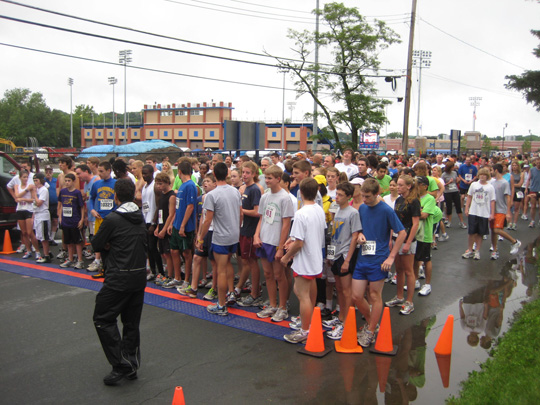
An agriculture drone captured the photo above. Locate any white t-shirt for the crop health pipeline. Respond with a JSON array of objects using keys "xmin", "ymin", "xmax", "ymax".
[
  {"xmin": 335, "ymin": 162, "xmax": 359, "ymax": 180},
  {"xmin": 34, "ymin": 186, "xmax": 50, "ymax": 221},
  {"xmin": 258, "ymin": 188, "xmax": 294, "ymax": 247},
  {"xmin": 467, "ymin": 181, "xmax": 495, "ymax": 218},
  {"xmin": 290, "ymin": 203, "xmax": 326, "ymax": 277},
  {"xmin": 7, "ymin": 172, "xmax": 34, "ymax": 190},
  {"xmin": 383, "ymin": 194, "xmax": 398, "ymax": 210},
  {"xmin": 141, "ymin": 181, "xmax": 157, "ymax": 224}
]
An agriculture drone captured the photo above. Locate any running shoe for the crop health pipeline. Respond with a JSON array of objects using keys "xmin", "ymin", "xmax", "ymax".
[
  {"xmin": 385, "ymin": 295, "xmax": 405, "ymax": 307},
  {"xmin": 176, "ymin": 281, "xmax": 190, "ymax": 293},
  {"xmin": 483, "ymin": 235, "xmax": 487, "ymax": 240},
  {"xmin": 474, "ymin": 251, "xmax": 481, "ymax": 260},
  {"xmin": 289, "ymin": 316, "xmax": 301, "ymax": 330},
  {"xmin": 507, "ymin": 223, "xmax": 513, "ymax": 230},
  {"xmin": 257, "ymin": 306, "xmax": 277, "ymax": 319},
  {"xmin": 237, "ymin": 294, "xmax": 263, "ymax": 307},
  {"xmin": 22, "ymin": 252, "xmax": 32, "ymax": 259},
  {"xmin": 87, "ymin": 261, "xmax": 102, "ymax": 272},
  {"xmin": 438, "ymin": 233, "xmax": 449, "ymax": 242},
  {"xmin": 92, "ymin": 270, "xmax": 105, "ymax": 279},
  {"xmin": 178, "ymin": 286, "xmax": 198, "ymax": 298},
  {"xmin": 205, "ymin": 280, "xmax": 213, "ymax": 289},
  {"xmin": 521, "ymin": 214, "xmax": 528, "ymax": 220},
  {"xmin": 203, "ymin": 288, "xmax": 218, "ymax": 301},
  {"xmin": 322, "ymin": 316, "xmax": 341, "ymax": 329},
  {"xmin": 56, "ymin": 250, "xmax": 68, "ymax": 260},
  {"xmin": 418, "ymin": 265, "xmax": 425, "ymax": 279},
  {"xmin": 404, "ymin": 280, "xmax": 421, "ymax": 290},
  {"xmin": 16, "ymin": 244, "xmax": 26, "ymax": 254},
  {"xmin": 271, "ymin": 308, "xmax": 289, "ymax": 322},
  {"xmin": 197, "ymin": 279, "xmax": 208, "ymax": 289},
  {"xmin": 446, "ymin": 223, "xmax": 451, "ymax": 228},
  {"xmin": 490, "ymin": 251, "xmax": 499, "ymax": 260},
  {"xmin": 60, "ymin": 260, "xmax": 75, "ymax": 268},
  {"xmin": 156, "ymin": 277, "xmax": 171, "ymax": 287},
  {"xmin": 225, "ymin": 290, "xmax": 239, "ymax": 306},
  {"xmin": 206, "ymin": 303, "xmax": 228, "ymax": 316},
  {"xmin": 357, "ymin": 328, "xmax": 375, "ymax": 347},
  {"xmin": 510, "ymin": 240, "xmax": 521, "ymax": 255},
  {"xmin": 163, "ymin": 279, "xmax": 182, "ymax": 289},
  {"xmin": 385, "ymin": 272, "xmax": 393, "ymax": 283},
  {"xmin": 320, "ymin": 308, "xmax": 333, "ymax": 320},
  {"xmin": 418, "ymin": 284, "xmax": 431, "ymax": 296},
  {"xmin": 283, "ymin": 329, "xmax": 308, "ymax": 344},
  {"xmin": 400, "ymin": 301, "xmax": 415, "ymax": 315},
  {"xmin": 391, "ymin": 273, "xmax": 398, "ymax": 285},
  {"xmin": 326, "ymin": 323, "xmax": 344, "ymax": 340},
  {"xmin": 74, "ymin": 261, "xmax": 85, "ymax": 269},
  {"xmin": 146, "ymin": 273, "xmax": 156, "ymax": 281},
  {"xmin": 459, "ymin": 222, "xmax": 467, "ymax": 229},
  {"xmin": 462, "ymin": 250, "xmax": 474, "ymax": 259},
  {"xmin": 498, "ymin": 235, "xmax": 504, "ymax": 241},
  {"xmin": 36, "ymin": 256, "xmax": 51, "ymax": 263},
  {"xmin": 529, "ymin": 220, "xmax": 535, "ymax": 228}
]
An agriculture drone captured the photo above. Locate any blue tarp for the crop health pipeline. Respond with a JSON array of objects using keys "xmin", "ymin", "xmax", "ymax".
[{"xmin": 78, "ymin": 140, "xmax": 180, "ymax": 158}]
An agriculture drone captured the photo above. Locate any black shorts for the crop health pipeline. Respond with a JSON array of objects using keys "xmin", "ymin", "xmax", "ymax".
[
  {"xmin": 414, "ymin": 241, "xmax": 431, "ymax": 263},
  {"xmin": 330, "ymin": 248, "xmax": 359, "ymax": 277},
  {"xmin": 468, "ymin": 214, "xmax": 489, "ymax": 236},
  {"xmin": 158, "ymin": 236, "xmax": 171, "ymax": 254},
  {"xmin": 49, "ymin": 203, "xmax": 58, "ymax": 219},
  {"xmin": 513, "ymin": 188, "xmax": 524, "ymax": 202},
  {"xmin": 459, "ymin": 188, "xmax": 469, "ymax": 195},
  {"xmin": 62, "ymin": 226, "xmax": 83, "ymax": 245},
  {"xmin": 16, "ymin": 210, "xmax": 33, "ymax": 220},
  {"xmin": 195, "ymin": 231, "xmax": 214, "ymax": 260}
]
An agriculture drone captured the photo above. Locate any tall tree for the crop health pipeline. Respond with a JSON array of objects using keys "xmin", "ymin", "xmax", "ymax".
[
  {"xmin": 273, "ymin": 2, "xmax": 400, "ymax": 150},
  {"xmin": 505, "ymin": 30, "xmax": 540, "ymax": 111}
]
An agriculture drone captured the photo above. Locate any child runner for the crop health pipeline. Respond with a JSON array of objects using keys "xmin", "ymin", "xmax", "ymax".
[
  {"xmin": 354, "ymin": 178, "xmax": 406, "ymax": 347},
  {"xmin": 281, "ymin": 178, "xmax": 327, "ymax": 344},
  {"xmin": 58, "ymin": 173, "xmax": 85, "ymax": 268},
  {"xmin": 153, "ymin": 173, "xmax": 176, "ymax": 288},
  {"xmin": 33, "ymin": 173, "xmax": 52, "ymax": 263}
]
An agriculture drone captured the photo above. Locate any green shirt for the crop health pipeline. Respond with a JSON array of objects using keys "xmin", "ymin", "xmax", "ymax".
[
  {"xmin": 416, "ymin": 193, "xmax": 437, "ymax": 243},
  {"xmin": 173, "ymin": 174, "xmax": 201, "ymax": 194},
  {"xmin": 377, "ymin": 174, "xmax": 392, "ymax": 197}
]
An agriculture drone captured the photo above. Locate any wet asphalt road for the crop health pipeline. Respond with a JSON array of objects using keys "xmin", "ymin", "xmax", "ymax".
[{"xmin": 1, "ymin": 219, "xmax": 538, "ymax": 404}]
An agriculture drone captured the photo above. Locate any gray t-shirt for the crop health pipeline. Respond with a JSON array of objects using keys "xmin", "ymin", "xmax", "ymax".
[
  {"xmin": 258, "ymin": 188, "xmax": 294, "ymax": 247},
  {"xmin": 203, "ymin": 184, "xmax": 241, "ymax": 246},
  {"xmin": 490, "ymin": 178, "xmax": 511, "ymax": 214},
  {"xmin": 441, "ymin": 171, "xmax": 459, "ymax": 193},
  {"xmin": 329, "ymin": 205, "xmax": 362, "ymax": 259}
]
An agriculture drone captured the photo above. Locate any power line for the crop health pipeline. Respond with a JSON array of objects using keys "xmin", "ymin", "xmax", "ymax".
[
  {"xmin": 418, "ymin": 16, "xmax": 527, "ymax": 70},
  {"xmin": 227, "ymin": 0, "xmax": 312, "ymax": 14},
  {"xmin": 0, "ymin": 14, "xmax": 404, "ymax": 78}
]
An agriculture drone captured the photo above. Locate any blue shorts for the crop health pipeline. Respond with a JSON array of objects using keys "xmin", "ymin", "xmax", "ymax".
[
  {"xmin": 353, "ymin": 260, "xmax": 388, "ymax": 282},
  {"xmin": 210, "ymin": 243, "xmax": 238, "ymax": 255},
  {"xmin": 256, "ymin": 243, "xmax": 277, "ymax": 263}
]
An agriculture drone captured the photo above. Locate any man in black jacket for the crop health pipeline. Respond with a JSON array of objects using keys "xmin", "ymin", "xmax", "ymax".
[{"xmin": 92, "ymin": 178, "xmax": 148, "ymax": 386}]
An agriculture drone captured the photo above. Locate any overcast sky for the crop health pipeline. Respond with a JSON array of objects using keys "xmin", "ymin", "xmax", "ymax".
[{"xmin": 0, "ymin": 0, "xmax": 538, "ymax": 141}]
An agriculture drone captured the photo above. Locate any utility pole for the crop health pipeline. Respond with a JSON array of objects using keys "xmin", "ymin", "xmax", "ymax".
[
  {"xmin": 413, "ymin": 50, "xmax": 431, "ymax": 137},
  {"xmin": 312, "ymin": 0, "xmax": 320, "ymax": 152},
  {"xmin": 402, "ymin": 0, "xmax": 417, "ymax": 156},
  {"xmin": 68, "ymin": 77, "xmax": 74, "ymax": 148}
]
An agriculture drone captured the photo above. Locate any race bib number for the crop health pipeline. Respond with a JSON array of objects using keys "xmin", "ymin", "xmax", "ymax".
[
  {"xmin": 264, "ymin": 205, "xmax": 276, "ymax": 224},
  {"xmin": 327, "ymin": 244, "xmax": 336, "ymax": 260},
  {"xmin": 473, "ymin": 191, "xmax": 485, "ymax": 204},
  {"xmin": 100, "ymin": 199, "xmax": 113, "ymax": 211},
  {"xmin": 158, "ymin": 209, "xmax": 164, "ymax": 224},
  {"xmin": 142, "ymin": 202, "xmax": 150, "ymax": 213},
  {"xmin": 176, "ymin": 197, "xmax": 180, "ymax": 210},
  {"xmin": 362, "ymin": 241, "xmax": 376, "ymax": 255},
  {"xmin": 465, "ymin": 174, "xmax": 472, "ymax": 182},
  {"xmin": 516, "ymin": 191, "xmax": 524, "ymax": 199},
  {"xmin": 62, "ymin": 207, "xmax": 73, "ymax": 218}
]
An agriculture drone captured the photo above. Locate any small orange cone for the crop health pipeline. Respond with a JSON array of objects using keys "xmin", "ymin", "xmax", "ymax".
[
  {"xmin": 436, "ymin": 354, "xmax": 452, "ymax": 388},
  {"xmin": 0, "ymin": 230, "xmax": 16, "ymax": 254},
  {"xmin": 172, "ymin": 386, "xmax": 185, "ymax": 405},
  {"xmin": 335, "ymin": 306, "xmax": 363, "ymax": 353},
  {"xmin": 370, "ymin": 307, "xmax": 398, "ymax": 355},
  {"xmin": 375, "ymin": 355, "xmax": 392, "ymax": 392},
  {"xmin": 298, "ymin": 307, "xmax": 332, "ymax": 357},
  {"xmin": 434, "ymin": 315, "xmax": 454, "ymax": 355}
]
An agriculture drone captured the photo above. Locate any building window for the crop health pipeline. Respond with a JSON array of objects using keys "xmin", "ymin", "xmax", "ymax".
[
  {"xmin": 122, "ymin": 131, "xmax": 125, "ymax": 137},
  {"xmin": 86, "ymin": 131, "xmax": 90, "ymax": 137},
  {"xmin": 210, "ymin": 131, "xmax": 215, "ymax": 137},
  {"xmin": 160, "ymin": 111, "xmax": 172, "ymax": 116},
  {"xmin": 150, "ymin": 131, "xmax": 154, "ymax": 137},
  {"xmin": 164, "ymin": 131, "xmax": 169, "ymax": 137},
  {"xmin": 194, "ymin": 131, "xmax": 199, "ymax": 137},
  {"xmin": 191, "ymin": 110, "xmax": 202, "ymax": 116},
  {"xmin": 178, "ymin": 130, "xmax": 183, "ymax": 137},
  {"xmin": 133, "ymin": 131, "xmax": 138, "ymax": 137},
  {"xmin": 272, "ymin": 131, "xmax": 277, "ymax": 138},
  {"xmin": 291, "ymin": 132, "xmax": 296, "ymax": 138},
  {"xmin": 175, "ymin": 110, "xmax": 186, "ymax": 116},
  {"xmin": 97, "ymin": 131, "xmax": 102, "ymax": 137}
]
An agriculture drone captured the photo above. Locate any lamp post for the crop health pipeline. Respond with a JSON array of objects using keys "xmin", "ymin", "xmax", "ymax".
[
  {"xmin": 68, "ymin": 78, "xmax": 73, "ymax": 147},
  {"xmin": 108, "ymin": 77, "xmax": 117, "ymax": 143},
  {"xmin": 412, "ymin": 50, "xmax": 431, "ymax": 137},
  {"xmin": 119, "ymin": 50, "xmax": 132, "ymax": 135},
  {"xmin": 469, "ymin": 97, "xmax": 482, "ymax": 131},
  {"xmin": 287, "ymin": 101, "xmax": 296, "ymax": 123},
  {"xmin": 502, "ymin": 123, "xmax": 508, "ymax": 152}
]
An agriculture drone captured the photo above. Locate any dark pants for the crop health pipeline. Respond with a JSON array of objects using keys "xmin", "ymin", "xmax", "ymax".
[
  {"xmin": 146, "ymin": 224, "xmax": 164, "ymax": 276},
  {"xmin": 93, "ymin": 285, "xmax": 145, "ymax": 372}
]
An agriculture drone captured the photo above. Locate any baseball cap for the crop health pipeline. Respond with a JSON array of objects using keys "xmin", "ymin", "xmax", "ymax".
[
  {"xmin": 350, "ymin": 177, "xmax": 364, "ymax": 186},
  {"xmin": 314, "ymin": 175, "xmax": 327, "ymax": 186},
  {"xmin": 45, "ymin": 165, "xmax": 53, "ymax": 171}
]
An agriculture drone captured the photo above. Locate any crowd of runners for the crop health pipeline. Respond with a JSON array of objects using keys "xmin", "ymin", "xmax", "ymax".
[{"xmin": 7, "ymin": 148, "xmax": 537, "ymax": 347}]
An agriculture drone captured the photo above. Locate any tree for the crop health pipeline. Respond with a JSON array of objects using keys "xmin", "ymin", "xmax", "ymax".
[
  {"xmin": 522, "ymin": 139, "xmax": 532, "ymax": 153},
  {"xmin": 481, "ymin": 137, "xmax": 493, "ymax": 155},
  {"xmin": 387, "ymin": 131, "xmax": 402, "ymax": 139},
  {"xmin": 505, "ymin": 30, "xmax": 540, "ymax": 111},
  {"xmin": 273, "ymin": 2, "xmax": 400, "ymax": 150}
]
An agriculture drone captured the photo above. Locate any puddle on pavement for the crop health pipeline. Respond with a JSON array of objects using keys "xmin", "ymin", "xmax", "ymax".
[{"xmin": 299, "ymin": 240, "xmax": 539, "ymax": 405}]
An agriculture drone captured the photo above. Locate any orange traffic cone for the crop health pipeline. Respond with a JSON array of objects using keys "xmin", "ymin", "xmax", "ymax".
[
  {"xmin": 434, "ymin": 315, "xmax": 454, "ymax": 355},
  {"xmin": 172, "ymin": 386, "xmax": 185, "ymax": 405},
  {"xmin": 298, "ymin": 307, "xmax": 332, "ymax": 358},
  {"xmin": 436, "ymin": 354, "xmax": 452, "ymax": 388},
  {"xmin": 335, "ymin": 306, "xmax": 363, "ymax": 353},
  {"xmin": 0, "ymin": 230, "xmax": 16, "ymax": 254},
  {"xmin": 370, "ymin": 307, "xmax": 398, "ymax": 355},
  {"xmin": 375, "ymin": 355, "xmax": 392, "ymax": 393}
]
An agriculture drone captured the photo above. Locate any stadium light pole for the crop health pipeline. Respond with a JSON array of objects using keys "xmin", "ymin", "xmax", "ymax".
[
  {"xmin": 469, "ymin": 97, "xmax": 482, "ymax": 131},
  {"xmin": 119, "ymin": 50, "xmax": 132, "ymax": 137},
  {"xmin": 413, "ymin": 50, "xmax": 431, "ymax": 137},
  {"xmin": 502, "ymin": 122, "xmax": 508, "ymax": 152},
  {"xmin": 68, "ymin": 77, "xmax": 74, "ymax": 147}
]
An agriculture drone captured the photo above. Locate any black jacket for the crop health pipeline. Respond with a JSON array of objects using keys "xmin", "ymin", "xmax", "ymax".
[{"xmin": 92, "ymin": 202, "xmax": 148, "ymax": 291}]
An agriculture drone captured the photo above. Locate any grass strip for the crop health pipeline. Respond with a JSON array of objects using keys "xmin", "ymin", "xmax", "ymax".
[{"xmin": 447, "ymin": 296, "xmax": 540, "ymax": 404}]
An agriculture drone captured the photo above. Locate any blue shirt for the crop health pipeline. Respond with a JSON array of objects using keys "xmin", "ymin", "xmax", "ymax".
[
  {"xmin": 458, "ymin": 164, "xmax": 478, "ymax": 190},
  {"xmin": 88, "ymin": 177, "xmax": 117, "ymax": 218},
  {"xmin": 172, "ymin": 179, "xmax": 197, "ymax": 232},
  {"xmin": 356, "ymin": 201, "xmax": 405, "ymax": 267},
  {"xmin": 46, "ymin": 177, "xmax": 58, "ymax": 205}
]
